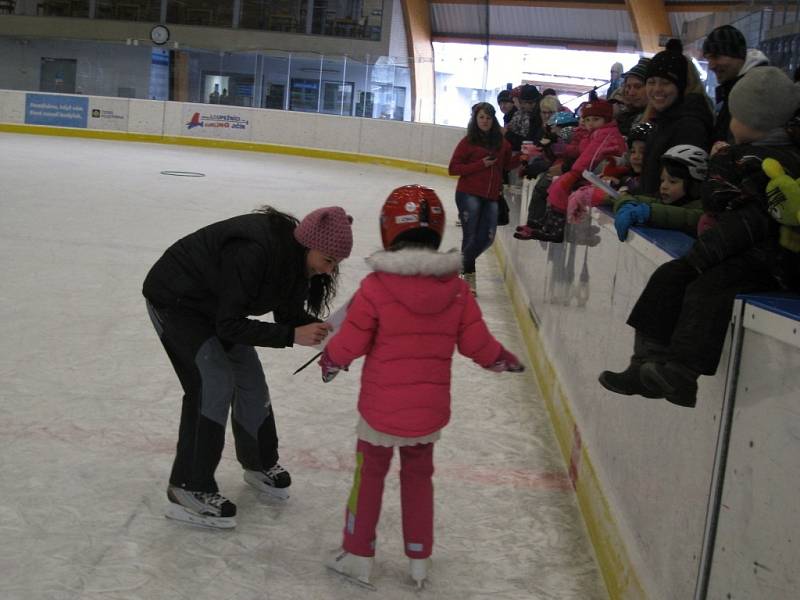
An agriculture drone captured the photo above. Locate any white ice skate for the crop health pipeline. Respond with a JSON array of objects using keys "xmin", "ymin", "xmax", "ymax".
[
  {"xmin": 326, "ymin": 549, "xmax": 376, "ymax": 591},
  {"xmin": 409, "ymin": 557, "xmax": 431, "ymax": 589},
  {"xmin": 165, "ymin": 486, "xmax": 237, "ymax": 529},
  {"xmin": 243, "ymin": 463, "xmax": 291, "ymax": 500}
]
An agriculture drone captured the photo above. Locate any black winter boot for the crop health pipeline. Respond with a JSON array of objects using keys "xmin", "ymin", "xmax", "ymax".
[
  {"xmin": 530, "ymin": 209, "xmax": 566, "ymax": 243},
  {"xmin": 598, "ymin": 364, "xmax": 662, "ymax": 399},
  {"xmin": 639, "ymin": 361, "xmax": 699, "ymax": 408}
]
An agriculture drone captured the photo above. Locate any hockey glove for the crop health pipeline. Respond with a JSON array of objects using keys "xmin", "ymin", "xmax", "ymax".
[
  {"xmin": 487, "ymin": 348, "xmax": 525, "ymax": 373},
  {"xmin": 318, "ymin": 350, "xmax": 347, "ymax": 383},
  {"xmin": 614, "ymin": 202, "xmax": 651, "ymax": 241}
]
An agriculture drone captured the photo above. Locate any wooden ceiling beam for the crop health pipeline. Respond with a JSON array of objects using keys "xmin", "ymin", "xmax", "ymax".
[
  {"xmin": 431, "ymin": 1, "xmax": 625, "ymax": 8},
  {"xmin": 624, "ymin": 0, "xmax": 671, "ymax": 53},
  {"xmin": 433, "ymin": 33, "xmax": 618, "ymax": 51},
  {"xmin": 431, "ymin": 0, "xmax": 741, "ymax": 12},
  {"xmin": 402, "ymin": 0, "xmax": 436, "ymax": 123}
]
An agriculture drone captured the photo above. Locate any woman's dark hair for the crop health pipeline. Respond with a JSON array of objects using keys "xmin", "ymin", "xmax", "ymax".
[
  {"xmin": 253, "ymin": 205, "xmax": 338, "ymax": 318},
  {"xmin": 467, "ymin": 102, "xmax": 503, "ymax": 150}
]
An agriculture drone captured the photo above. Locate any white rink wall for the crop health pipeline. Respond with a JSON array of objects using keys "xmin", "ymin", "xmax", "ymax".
[
  {"xmin": 0, "ymin": 89, "xmax": 463, "ymax": 168},
  {"xmin": 497, "ymin": 192, "xmax": 800, "ymax": 600},
  {"xmin": 2, "ymin": 89, "xmax": 799, "ymax": 600}
]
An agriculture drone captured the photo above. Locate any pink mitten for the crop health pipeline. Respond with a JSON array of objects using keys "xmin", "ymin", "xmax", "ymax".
[
  {"xmin": 318, "ymin": 349, "xmax": 347, "ymax": 383},
  {"xmin": 567, "ymin": 186, "xmax": 594, "ymax": 224},
  {"xmin": 547, "ymin": 171, "xmax": 579, "ymax": 212},
  {"xmin": 697, "ymin": 212, "xmax": 718, "ymax": 235},
  {"xmin": 487, "ymin": 348, "xmax": 525, "ymax": 373}
]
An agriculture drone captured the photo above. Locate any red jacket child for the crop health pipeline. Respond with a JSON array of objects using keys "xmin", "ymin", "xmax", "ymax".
[{"xmin": 548, "ymin": 101, "xmax": 626, "ymax": 212}]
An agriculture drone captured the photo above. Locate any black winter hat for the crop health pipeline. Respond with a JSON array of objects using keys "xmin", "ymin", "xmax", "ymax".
[
  {"xmin": 702, "ymin": 25, "xmax": 747, "ymax": 60},
  {"xmin": 519, "ymin": 84, "xmax": 541, "ymax": 102},
  {"xmin": 646, "ymin": 39, "xmax": 689, "ymax": 95}
]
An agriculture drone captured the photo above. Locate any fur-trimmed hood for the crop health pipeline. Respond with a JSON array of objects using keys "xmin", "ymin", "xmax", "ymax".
[
  {"xmin": 364, "ymin": 248, "xmax": 465, "ymax": 315},
  {"xmin": 366, "ymin": 247, "xmax": 462, "ymax": 276}
]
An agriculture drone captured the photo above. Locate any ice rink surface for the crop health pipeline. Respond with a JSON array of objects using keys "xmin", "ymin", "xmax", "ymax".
[{"xmin": 0, "ymin": 132, "xmax": 607, "ymax": 600}]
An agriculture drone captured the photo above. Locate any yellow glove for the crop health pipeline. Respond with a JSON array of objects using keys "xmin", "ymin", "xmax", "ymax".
[
  {"xmin": 763, "ymin": 158, "xmax": 800, "ymax": 226},
  {"xmin": 779, "ymin": 225, "xmax": 800, "ymax": 252}
]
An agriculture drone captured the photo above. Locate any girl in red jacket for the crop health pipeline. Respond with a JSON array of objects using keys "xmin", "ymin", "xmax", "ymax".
[
  {"xmin": 448, "ymin": 102, "xmax": 515, "ymax": 296},
  {"xmin": 319, "ymin": 185, "xmax": 524, "ymax": 590}
]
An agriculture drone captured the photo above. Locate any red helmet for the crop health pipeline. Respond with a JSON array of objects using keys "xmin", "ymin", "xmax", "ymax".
[{"xmin": 380, "ymin": 185, "xmax": 445, "ymax": 250}]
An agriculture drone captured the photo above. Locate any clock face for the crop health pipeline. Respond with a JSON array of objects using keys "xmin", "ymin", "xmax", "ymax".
[{"xmin": 150, "ymin": 25, "xmax": 170, "ymax": 45}]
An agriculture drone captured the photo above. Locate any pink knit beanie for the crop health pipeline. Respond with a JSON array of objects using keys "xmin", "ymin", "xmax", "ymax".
[{"xmin": 294, "ymin": 206, "xmax": 353, "ymax": 260}]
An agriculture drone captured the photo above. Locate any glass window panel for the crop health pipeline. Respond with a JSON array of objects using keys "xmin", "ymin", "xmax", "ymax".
[
  {"xmin": 261, "ymin": 53, "xmax": 291, "ymax": 110},
  {"xmin": 288, "ymin": 53, "xmax": 324, "ymax": 112},
  {"xmin": 290, "ymin": 78, "xmax": 319, "ymax": 112}
]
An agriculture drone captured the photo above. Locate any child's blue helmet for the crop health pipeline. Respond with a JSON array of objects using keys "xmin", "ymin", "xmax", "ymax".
[{"xmin": 548, "ymin": 111, "xmax": 579, "ymax": 127}]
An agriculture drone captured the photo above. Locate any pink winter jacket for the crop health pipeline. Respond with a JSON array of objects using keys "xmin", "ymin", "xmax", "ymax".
[
  {"xmin": 324, "ymin": 248, "xmax": 504, "ymax": 438},
  {"xmin": 548, "ymin": 121, "xmax": 627, "ymax": 212}
]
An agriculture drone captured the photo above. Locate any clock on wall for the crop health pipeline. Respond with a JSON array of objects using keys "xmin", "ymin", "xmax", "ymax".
[{"xmin": 149, "ymin": 25, "xmax": 170, "ymax": 45}]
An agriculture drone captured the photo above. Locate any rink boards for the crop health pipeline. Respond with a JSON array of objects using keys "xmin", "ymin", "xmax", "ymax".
[
  {"xmin": 2, "ymin": 89, "xmax": 799, "ymax": 600},
  {"xmin": 498, "ymin": 191, "xmax": 800, "ymax": 600}
]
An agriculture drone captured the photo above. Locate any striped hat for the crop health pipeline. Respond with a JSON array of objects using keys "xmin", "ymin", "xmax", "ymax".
[{"xmin": 624, "ymin": 57, "xmax": 652, "ymax": 82}]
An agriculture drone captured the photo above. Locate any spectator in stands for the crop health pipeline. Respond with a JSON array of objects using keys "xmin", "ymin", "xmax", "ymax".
[
  {"xmin": 220, "ymin": 88, "xmax": 230, "ymax": 104},
  {"xmin": 514, "ymin": 112, "xmax": 580, "ymax": 238},
  {"xmin": 497, "ymin": 88, "xmax": 516, "ymax": 127},
  {"xmin": 538, "ymin": 95, "xmax": 560, "ymax": 132},
  {"xmin": 521, "ymin": 99, "xmax": 626, "ymax": 243},
  {"xmin": 565, "ymin": 121, "xmax": 653, "ymax": 224},
  {"xmin": 606, "ymin": 61, "xmax": 624, "ymax": 98},
  {"xmin": 616, "ymin": 57, "xmax": 651, "ymax": 136},
  {"xmin": 448, "ymin": 102, "xmax": 515, "ymax": 296},
  {"xmin": 598, "ymin": 67, "xmax": 800, "ymax": 407},
  {"xmin": 703, "ymin": 24, "xmax": 769, "ymax": 144},
  {"xmin": 639, "ymin": 39, "xmax": 713, "ymax": 196},
  {"xmin": 505, "ymin": 84, "xmax": 542, "ymax": 151},
  {"xmin": 612, "ymin": 145, "xmax": 708, "ymax": 240}
]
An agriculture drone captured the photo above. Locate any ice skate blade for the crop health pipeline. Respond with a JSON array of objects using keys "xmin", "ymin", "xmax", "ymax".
[
  {"xmin": 165, "ymin": 503, "xmax": 236, "ymax": 529},
  {"xmin": 325, "ymin": 564, "xmax": 377, "ymax": 591},
  {"xmin": 243, "ymin": 471, "xmax": 290, "ymax": 500}
]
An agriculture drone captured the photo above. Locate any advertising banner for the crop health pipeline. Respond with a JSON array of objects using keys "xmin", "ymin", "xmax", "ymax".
[
  {"xmin": 25, "ymin": 93, "xmax": 88, "ymax": 128},
  {"xmin": 88, "ymin": 98, "xmax": 130, "ymax": 131},
  {"xmin": 180, "ymin": 105, "xmax": 253, "ymax": 141}
]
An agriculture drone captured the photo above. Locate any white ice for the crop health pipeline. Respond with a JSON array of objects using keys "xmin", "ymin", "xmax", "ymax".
[{"xmin": 0, "ymin": 132, "xmax": 607, "ymax": 600}]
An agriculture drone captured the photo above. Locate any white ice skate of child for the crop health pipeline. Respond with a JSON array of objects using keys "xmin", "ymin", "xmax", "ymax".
[
  {"xmin": 409, "ymin": 557, "xmax": 431, "ymax": 589},
  {"xmin": 326, "ymin": 549, "xmax": 376, "ymax": 591}
]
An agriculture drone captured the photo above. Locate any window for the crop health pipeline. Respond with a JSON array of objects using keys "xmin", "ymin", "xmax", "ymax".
[
  {"xmin": 289, "ymin": 78, "xmax": 319, "ymax": 112},
  {"xmin": 322, "ymin": 81, "xmax": 354, "ymax": 115}
]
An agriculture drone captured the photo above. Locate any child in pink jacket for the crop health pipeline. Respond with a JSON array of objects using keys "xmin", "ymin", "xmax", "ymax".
[{"xmin": 319, "ymin": 185, "xmax": 524, "ymax": 590}]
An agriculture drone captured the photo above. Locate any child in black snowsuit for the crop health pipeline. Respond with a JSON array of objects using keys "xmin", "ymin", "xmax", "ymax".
[{"xmin": 599, "ymin": 67, "xmax": 800, "ymax": 407}]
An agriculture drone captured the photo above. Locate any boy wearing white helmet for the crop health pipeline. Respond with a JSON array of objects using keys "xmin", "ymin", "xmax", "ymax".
[
  {"xmin": 600, "ymin": 67, "xmax": 800, "ymax": 407},
  {"xmin": 612, "ymin": 144, "xmax": 709, "ymax": 241}
]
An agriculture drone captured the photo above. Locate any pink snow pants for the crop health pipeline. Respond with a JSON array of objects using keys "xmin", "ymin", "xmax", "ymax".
[{"xmin": 341, "ymin": 438, "xmax": 434, "ymax": 559}]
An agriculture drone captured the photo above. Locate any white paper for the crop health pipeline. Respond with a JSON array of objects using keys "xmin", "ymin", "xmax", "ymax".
[
  {"xmin": 315, "ymin": 297, "xmax": 351, "ymax": 350},
  {"xmin": 582, "ymin": 169, "xmax": 621, "ymax": 199}
]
